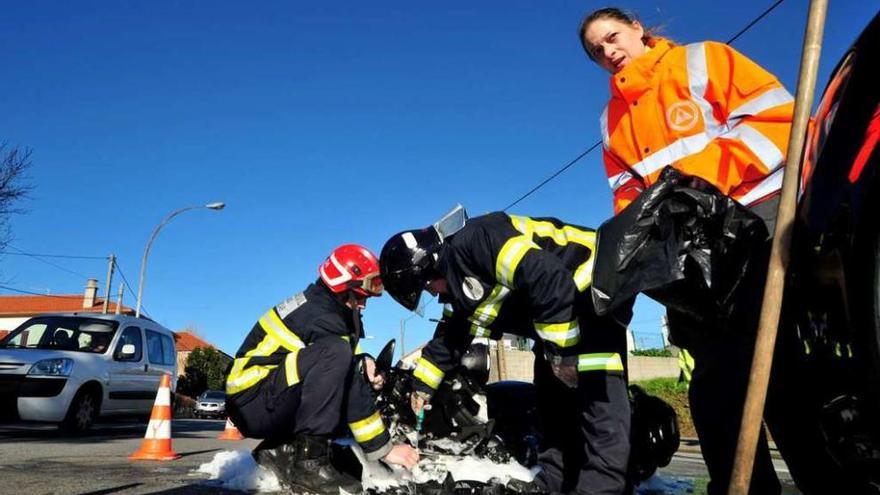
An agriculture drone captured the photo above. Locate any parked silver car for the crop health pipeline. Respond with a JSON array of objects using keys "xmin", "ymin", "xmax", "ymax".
[
  {"xmin": 194, "ymin": 390, "xmax": 226, "ymax": 419},
  {"xmin": 0, "ymin": 313, "xmax": 178, "ymax": 432}
]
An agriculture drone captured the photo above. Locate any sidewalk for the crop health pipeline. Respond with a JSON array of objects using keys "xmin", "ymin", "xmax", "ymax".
[{"xmin": 678, "ymin": 437, "xmax": 784, "ymax": 459}]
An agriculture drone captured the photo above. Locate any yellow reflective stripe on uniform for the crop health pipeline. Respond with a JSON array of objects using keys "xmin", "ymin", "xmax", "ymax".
[
  {"xmin": 284, "ymin": 350, "xmax": 301, "ymax": 386},
  {"xmin": 495, "ymin": 235, "xmax": 538, "ymax": 287},
  {"xmin": 534, "ymin": 320, "xmax": 580, "ymax": 348},
  {"xmin": 509, "ymin": 215, "xmax": 597, "ymax": 291},
  {"xmin": 260, "ymin": 309, "xmax": 306, "ymax": 351},
  {"xmin": 470, "ymin": 285, "xmax": 510, "ymax": 326},
  {"xmin": 349, "ymin": 411, "xmax": 385, "ymax": 443},
  {"xmin": 470, "ymin": 323, "xmax": 491, "ymax": 338},
  {"xmin": 226, "ymin": 360, "xmax": 277, "ymax": 394},
  {"xmin": 413, "ymin": 357, "xmax": 445, "ymax": 390},
  {"xmin": 577, "ymin": 352, "xmax": 624, "ymax": 372},
  {"xmin": 226, "ymin": 326, "xmax": 284, "ymax": 395},
  {"xmin": 678, "ymin": 348, "xmax": 695, "ymax": 383},
  {"xmin": 226, "ymin": 330, "xmax": 282, "ymax": 394}
]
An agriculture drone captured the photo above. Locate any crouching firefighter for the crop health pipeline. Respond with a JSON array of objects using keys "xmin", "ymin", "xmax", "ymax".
[
  {"xmin": 380, "ymin": 207, "xmax": 633, "ymax": 495},
  {"xmin": 225, "ymin": 244, "xmax": 419, "ymax": 494}
]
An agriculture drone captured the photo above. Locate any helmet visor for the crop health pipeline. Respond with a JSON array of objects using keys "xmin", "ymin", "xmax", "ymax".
[
  {"xmin": 358, "ymin": 272, "xmax": 384, "ymax": 297},
  {"xmin": 382, "ymin": 267, "xmax": 425, "ymax": 311}
]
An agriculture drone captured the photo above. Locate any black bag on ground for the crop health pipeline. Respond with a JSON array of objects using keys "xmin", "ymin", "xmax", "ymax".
[{"xmin": 591, "ymin": 167, "xmax": 768, "ymax": 323}]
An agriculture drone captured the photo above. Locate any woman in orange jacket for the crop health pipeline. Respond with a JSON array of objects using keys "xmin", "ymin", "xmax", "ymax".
[{"xmin": 579, "ymin": 7, "xmax": 837, "ymax": 495}]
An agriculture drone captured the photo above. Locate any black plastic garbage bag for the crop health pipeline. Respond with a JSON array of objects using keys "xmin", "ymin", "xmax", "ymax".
[{"xmin": 591, "ymin": 167, "xmax": 769, "ymax": 322}]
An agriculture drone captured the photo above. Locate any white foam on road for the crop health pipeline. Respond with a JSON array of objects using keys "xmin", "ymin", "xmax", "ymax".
[{"xmin": 195, "ymin": 449, "xmax": 281, "ymax": 492}]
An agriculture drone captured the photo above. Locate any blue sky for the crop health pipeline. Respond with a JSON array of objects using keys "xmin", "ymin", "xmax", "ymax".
[{"xmin": 1, "ymin": 1, "xmax": 876, "ymax": 357}]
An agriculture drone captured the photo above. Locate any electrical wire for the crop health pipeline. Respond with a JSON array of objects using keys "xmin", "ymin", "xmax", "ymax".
[
  {"xmin": 502, "ymin": 0, "xmax": 788, "ymax": 211},
  {"xmin": 0, "ymin": 250, "xmax": 107, "ymax": 260},
  {"xmin": 0, "ymin": 284, "xmax": 87, "ymax": 298},
  {"xmin": 3, "ymin": 245, "xmax": 93, "ymax": 280},
  {"xmin": 113, "ymin": 259, "xmax": 149, "ymax": 317}
]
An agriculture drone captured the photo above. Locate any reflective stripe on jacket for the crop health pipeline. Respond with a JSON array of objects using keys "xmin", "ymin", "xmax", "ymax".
[{"xmin": 601, "ymin": 38, "xmax": 795, "ymax": 214}]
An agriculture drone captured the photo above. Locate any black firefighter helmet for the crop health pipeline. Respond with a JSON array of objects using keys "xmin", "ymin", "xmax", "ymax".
[{"xmin": 379, "ymin": 227, "xmax": 443, "ymax": 311}]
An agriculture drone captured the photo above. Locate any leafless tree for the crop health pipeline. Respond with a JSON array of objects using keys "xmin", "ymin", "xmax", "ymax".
[{"xmin": 0, "ymin": 142, "xmax": 33, "ymax": 250}]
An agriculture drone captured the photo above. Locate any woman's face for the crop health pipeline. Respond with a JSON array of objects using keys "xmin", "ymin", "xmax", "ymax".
[{"xmin": 583, "ymin": 18, "xmax": 647, "ymax": 74}]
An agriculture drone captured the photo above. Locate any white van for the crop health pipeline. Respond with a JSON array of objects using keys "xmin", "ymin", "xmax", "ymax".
[{"xmin": 0, "ymin": 313, "xmax": 178, "ymax": 432}]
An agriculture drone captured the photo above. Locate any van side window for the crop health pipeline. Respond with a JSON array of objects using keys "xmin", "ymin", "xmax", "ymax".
[
  {"xmin": 162, "ymin": 334, "xmax": 176, "ymax": 366},
  {"xmin": 115, "ymin": 327, "xmax": 143, "ymax": 362},
  {"xmin": 146, "ymin": 330, "xmax": 176, "ymax": 366}
]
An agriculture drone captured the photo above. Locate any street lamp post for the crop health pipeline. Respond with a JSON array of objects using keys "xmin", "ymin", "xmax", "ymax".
[{"xmin": 135, "ymin": 202, "xmax": 225, "ymax": 318}]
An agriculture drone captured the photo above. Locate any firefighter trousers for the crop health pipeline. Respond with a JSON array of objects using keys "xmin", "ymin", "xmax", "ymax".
[
  {"xmin": 533, "ymin": 346, "xmax": 631, "ymax": 494},
  {"xmin": 227, "ymin": 337, "xmax": 355, "ymax": 440}
]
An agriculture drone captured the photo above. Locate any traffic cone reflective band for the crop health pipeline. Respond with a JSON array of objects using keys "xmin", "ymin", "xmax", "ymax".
[
  {"xmin": 218, "ymin": 417, "xmax": 244, "ymax": 440},
  {"xmin": 129, "ymin": 374, "xmax": 181, "ymax": 461}
]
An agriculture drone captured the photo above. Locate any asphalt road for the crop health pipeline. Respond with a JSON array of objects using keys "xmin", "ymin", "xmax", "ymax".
[
  {"xmin": 0, "ymin": 420, "xmax": 800, "ymax": 495},
  {"xmin": 0, "ymin": 419, "xmax": 263, "ymax": 495}
]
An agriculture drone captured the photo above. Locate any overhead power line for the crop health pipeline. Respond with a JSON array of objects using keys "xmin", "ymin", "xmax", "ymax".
[
  {"xmin": 0, "ymin": 284, "xmax": 88, "ymax": 298},
  {"xmin": 0, "ymin": 250, "xmax": 108, "ymax": 260},
  {"xmin": 3, "ymin": 245, "xmax": 93, "ymax": 280},
  {"xmin": 113, "ymin": 259, "xmax": 148, "ymax": 317},
  {"xmin": 503, "ymin": 0, "xmax": 788, "ymax": 211}
]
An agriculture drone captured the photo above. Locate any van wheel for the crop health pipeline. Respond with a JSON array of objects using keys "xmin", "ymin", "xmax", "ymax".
[{"xmin": 60, "ymin": 389, "xmax": 99, "ymax": 433}]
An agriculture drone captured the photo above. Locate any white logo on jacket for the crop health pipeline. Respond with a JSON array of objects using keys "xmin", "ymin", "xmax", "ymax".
[
  {"xmin": 666, "ymin": 100, "xmax": 701, "ymax": 132},
  {"xmin": 462, "ymin": 277, "xmax": 484, "ymax": 301}
]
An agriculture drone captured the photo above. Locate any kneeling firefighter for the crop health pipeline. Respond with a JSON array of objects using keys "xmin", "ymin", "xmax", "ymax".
[
  {"xmin": 225, "ymin": 244, "xmax": 419, "ymax": 494},
  {"xmin": 380, "ymin": 208, "xmax": 633, "ymax": 495}
]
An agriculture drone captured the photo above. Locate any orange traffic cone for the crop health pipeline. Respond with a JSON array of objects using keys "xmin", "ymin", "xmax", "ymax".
[
  {"xmin": 218, "ymin": 417, "xmax": 244, "ymax": 440},
  {"xmin": 129, "ymin": 374, "xmax": 181, "ymax": 461}
]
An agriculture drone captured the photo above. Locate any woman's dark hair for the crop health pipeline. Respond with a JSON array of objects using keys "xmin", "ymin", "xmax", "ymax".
[{"xmin": 578, "ymin": 7, "xmax": 655, "ymax": 61}]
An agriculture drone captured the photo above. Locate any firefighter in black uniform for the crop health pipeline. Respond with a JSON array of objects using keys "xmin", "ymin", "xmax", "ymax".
[
  {"xmin": 225, "ymin": 244, "xmax": 419, "ymax": 494},
  {"xmin": 380, "ymin": 211, "xmax": 632, "ymax": 495}
]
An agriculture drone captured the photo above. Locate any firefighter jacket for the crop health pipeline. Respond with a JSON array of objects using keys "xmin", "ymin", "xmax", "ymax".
[
  {"xmin": 225, "ymin": 281, "xmax": 390, "ymax": 456},
  {"xmin": 411, "ymin": 212, "xmax": 627, "ymax": 396},
  {"xmin": 601, "ymin": 37, "xmax": 795, "ymax": 214}
]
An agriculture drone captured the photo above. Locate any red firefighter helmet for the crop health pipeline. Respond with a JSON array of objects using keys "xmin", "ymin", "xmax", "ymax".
[{"xmin": 319, "ymin": 244, "xmax": 383, "ymax": 297}]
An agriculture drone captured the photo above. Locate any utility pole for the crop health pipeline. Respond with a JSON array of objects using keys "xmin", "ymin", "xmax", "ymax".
[
  {"xmin": 496, "ymin": 335, "xmax": 508, "ymax": 381},
  {"xmin": 400, "ymin": 319, "xmax": 406, "ymax": 357},
  {"xmin": 115, "ymin": 283, "xmax": 124, "ymax": 315},
  {"xmin": 103, "ymin": 254, "xmax": 115, "ymax": 314}
]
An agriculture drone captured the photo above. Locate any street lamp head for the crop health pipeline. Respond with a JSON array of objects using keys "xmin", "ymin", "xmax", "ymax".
[{"xmin": 206, "ymin": 202, "xmax": 226, "ymax": 210}]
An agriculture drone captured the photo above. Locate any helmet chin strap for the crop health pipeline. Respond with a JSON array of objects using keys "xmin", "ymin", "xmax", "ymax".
[{"xmin": 347, "ymin": 290, "xmax": 363, "ymax": 353}]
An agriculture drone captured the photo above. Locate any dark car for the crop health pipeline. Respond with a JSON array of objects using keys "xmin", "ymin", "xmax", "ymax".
[
  {"xmin": 193, "ymin": 390, "xmax": 226, "ymax": 419},
  {"xmin": 787, "ymin": 9, "xmax": 880, "ymax": 487}
]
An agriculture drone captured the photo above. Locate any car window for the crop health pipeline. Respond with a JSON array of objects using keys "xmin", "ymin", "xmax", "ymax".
[
  {"xmin": 145, "ymin": 330, "xmax": 163, "ymax": 365},
  {"xmin": 205, "ymin": 391, "xmax": 226, "ymax": 400},
  {"xmin": 115, "ymin": 327, "xmax": 143, "ymax": 362},
  {"xmin": 146, "ymin": 330, "xmax": 176, "ymax": 366},
  {"xmin": 1, "ymin": 322, "xmax": 49, "ymax": 349},
  {"xmin": 1, "ymin": 317, "xmax": 119, "ymax": 352},
  {"xmin": 161, "ymin": 334, "xmax": 175, "ymax": 366}
]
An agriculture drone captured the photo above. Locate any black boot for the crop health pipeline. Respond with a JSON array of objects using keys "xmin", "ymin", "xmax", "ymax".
[{"xmin": 253, "ymin": 435, "xmax": 363, "ymax": 494}]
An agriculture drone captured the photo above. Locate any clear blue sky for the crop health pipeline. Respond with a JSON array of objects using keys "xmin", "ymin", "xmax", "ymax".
[{"xmin": 0, "ymin": 1, "xmax": 875, "ymax": 357}]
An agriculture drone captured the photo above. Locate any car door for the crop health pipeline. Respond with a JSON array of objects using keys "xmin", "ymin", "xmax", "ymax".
[
  {"xmin": 106, "ymin": 326, "xmax": 151, "ymax": 412},
  {"xmin": 144, "ymin": 329, "xmax": 176, "ymax": 399}
]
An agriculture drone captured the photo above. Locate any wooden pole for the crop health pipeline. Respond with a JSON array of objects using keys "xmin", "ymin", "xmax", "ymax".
[{"xmin": 727, "ymin": 1, "xmax": 828, "ymax": 493}]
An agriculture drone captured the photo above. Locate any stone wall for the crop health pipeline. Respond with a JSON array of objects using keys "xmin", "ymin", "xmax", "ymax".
[{"xmin": 487, "ymin": 350, "xmax": 679, "ymax": 383}]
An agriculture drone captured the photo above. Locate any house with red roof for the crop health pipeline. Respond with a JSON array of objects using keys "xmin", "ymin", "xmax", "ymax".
[{"xmin": 174, "ymin": 330, "xmax": 232, "ymax": 377}]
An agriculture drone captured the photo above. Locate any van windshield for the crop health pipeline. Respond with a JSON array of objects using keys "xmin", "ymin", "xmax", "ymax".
[{"xmin": 0, "ymin": 317, "xmax": 119, "ymax": 353}]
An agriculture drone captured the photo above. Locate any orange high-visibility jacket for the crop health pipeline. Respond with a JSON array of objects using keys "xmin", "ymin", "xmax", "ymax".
[{"xmin": 600, "ymin": 38, "xmax": 795, "ymax": 214}]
